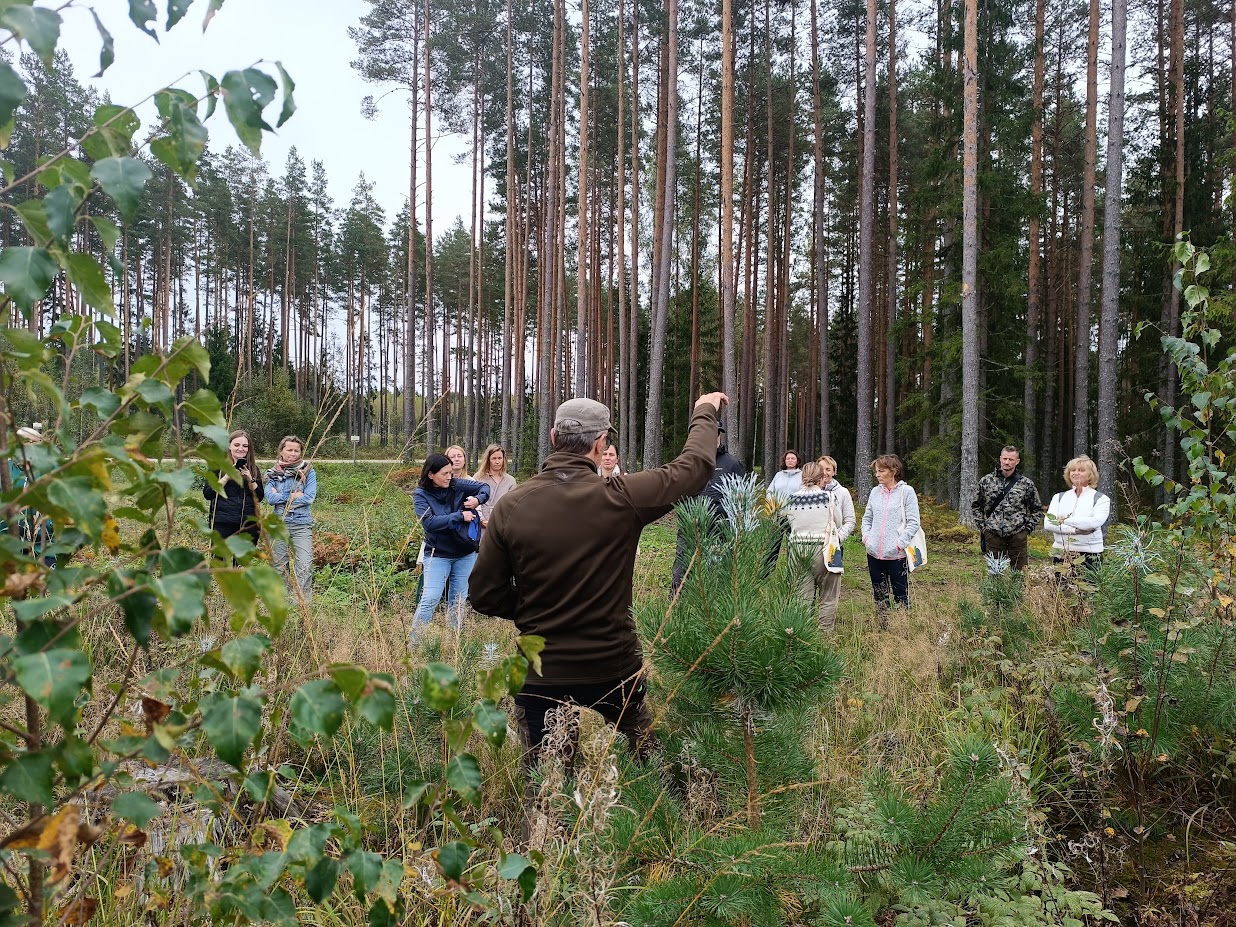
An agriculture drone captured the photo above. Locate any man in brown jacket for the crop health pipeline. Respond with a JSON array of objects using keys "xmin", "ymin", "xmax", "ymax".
[{"xmin": 469, "ymin": 391, "xmax": 728, "ymax": 771}]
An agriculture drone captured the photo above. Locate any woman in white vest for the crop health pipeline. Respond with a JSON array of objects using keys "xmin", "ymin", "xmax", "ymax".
[
  {"xmin": 1044, "ymin": 455, "xmax": 1109, "ymax": 571},
  {"xmin": 784, "ymin": 460, "xmax": 855, "ymax": 634}
]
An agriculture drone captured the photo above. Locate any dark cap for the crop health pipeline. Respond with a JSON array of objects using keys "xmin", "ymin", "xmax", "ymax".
[{"xmin": 553, "ymin": 398, "xmax": 615, "ymax": 437}]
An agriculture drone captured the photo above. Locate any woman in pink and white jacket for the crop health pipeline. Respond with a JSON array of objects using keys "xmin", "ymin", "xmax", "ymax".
[{"xmin": 860, "ymin": 454, "xmax": 920, "ymax": 626}]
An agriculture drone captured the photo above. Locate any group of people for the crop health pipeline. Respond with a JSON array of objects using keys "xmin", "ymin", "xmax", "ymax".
[
  {"xmin": 772, "ymin": 449, "xmax": 916, "ymax": 629},
  {"xmin": 16, "ymin": 389, "xmax": 1099, "ymax": 838},
  {"xmin": 204, "ymin": 430, "xmax": 317, "ymax": 601},
  {"xmin": 764, "ymin": 443, "xmax": 1111, "ymax": 634},
  {"xmin": 971, "ymin": 446, "xmax": 1110, "ymax": 572}
]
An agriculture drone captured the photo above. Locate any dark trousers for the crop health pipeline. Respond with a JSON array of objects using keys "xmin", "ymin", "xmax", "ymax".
[
  {"xmin": 512, "ymin": 672, "xmax": 656, "ymax": 772},
  {"xmin": 867, "ymin": 554, "xmax": 909, "ymax": 608},
  {"xmin": 983, "ymin": 530, "xmax": 1030, "ymax": 570}
]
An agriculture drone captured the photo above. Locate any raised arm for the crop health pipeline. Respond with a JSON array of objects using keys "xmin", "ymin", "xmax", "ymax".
[
  {"xmin": 621, "ymin": 394, "xmax": 727, "ymax": 519},
  {"xmin": 414, "ymin": 491, "xmax": 462, "ymax": 532}
]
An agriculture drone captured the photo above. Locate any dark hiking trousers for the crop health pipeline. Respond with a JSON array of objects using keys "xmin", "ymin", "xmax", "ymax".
[{"xmin": 511, "ymin": 671, "xmax": 657, "ymax": 774}]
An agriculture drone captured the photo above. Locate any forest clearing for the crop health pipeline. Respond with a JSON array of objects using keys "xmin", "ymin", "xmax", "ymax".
[{"xmin": 0, "ymin": 0, "xmax": 1233, "ymax": 924}]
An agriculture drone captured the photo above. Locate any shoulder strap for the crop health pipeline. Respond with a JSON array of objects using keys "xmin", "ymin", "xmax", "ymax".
[{"xmin": 984, "ymin": 474, "xmax": 1022, "ymax": 519}]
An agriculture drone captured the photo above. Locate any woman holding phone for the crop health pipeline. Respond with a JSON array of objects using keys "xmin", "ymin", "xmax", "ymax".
[{"xmin": 204, "ymin": 429, "xmax": 265, "ymax": 543}]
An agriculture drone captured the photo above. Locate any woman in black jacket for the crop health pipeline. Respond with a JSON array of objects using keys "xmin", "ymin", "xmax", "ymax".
[
  {"xmin": 204, "ymin": 430, "xmax": 265, "ymax": 543},
  {"xmin": 412, "ymin": 453, "xmax": 490, "ymax": 632}
]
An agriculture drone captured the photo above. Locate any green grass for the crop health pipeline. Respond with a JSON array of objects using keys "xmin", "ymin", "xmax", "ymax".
[{"xmin": 74, "ymin": 476, "xmax": 1232, "ymax": 926}]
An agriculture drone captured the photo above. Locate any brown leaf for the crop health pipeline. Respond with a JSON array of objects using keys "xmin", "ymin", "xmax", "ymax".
[
  {"xmin": 2, "ymin": 567, "xmax": 45, "ymax": 601},
  {"xmin": 117, "ymin": 825, "xmax": 147, "ymax": 849},
  {"xmin": 75, "ymin": 820, "xmax": 104, "ymax": 849},
  {"xmin": 141, "ymin": 696, "xmax": 171, "ymax": 730},
  {"xmin": 37, "ymin": 804, "xmax": 81, "ymax": 884},
  {"xmin": 55, "ymin": 896, "xmax": 97, "ymax": 926}
]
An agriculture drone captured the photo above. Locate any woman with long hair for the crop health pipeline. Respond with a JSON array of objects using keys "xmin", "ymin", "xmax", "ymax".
[
  {"xmin": 204, "ymin": 429, "xmax": 264, "ymax": 543},
  {"xmin": 766, "ymin": 449, "xmax": 804, "ymax": 503},
  {"xmin": 444, "ymin": 445, "xmax": 469, "ymax": 480},
  {"xmin": 473, "ymin": 444, "xmax": 517, "ymax": 529},
  {"xmin": 412, "ymin": 453, "xmax": 490, "ymax": 631}
]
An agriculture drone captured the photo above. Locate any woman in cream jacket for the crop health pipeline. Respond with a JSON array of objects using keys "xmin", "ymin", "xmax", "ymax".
[{"xmin": 1044, "ymin": 455, "xmax": 1110, "ymax": 570}]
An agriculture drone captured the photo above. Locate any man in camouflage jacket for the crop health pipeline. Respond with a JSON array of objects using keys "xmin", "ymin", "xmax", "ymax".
[{"xmin": 971, "ymin": 446, "xmax": 1042, "ymax": 571}]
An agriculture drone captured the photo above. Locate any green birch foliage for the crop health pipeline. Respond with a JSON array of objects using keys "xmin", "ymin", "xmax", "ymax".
[
  {"xmin": 1051, "ymin": 243, "xmax": 1236, "ymax": 799},
  {"xmin": 0, "ymin": 5, "xmax": 458, "ymax": 925}
]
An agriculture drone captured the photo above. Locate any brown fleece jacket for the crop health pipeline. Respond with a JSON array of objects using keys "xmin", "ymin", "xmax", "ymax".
[{"xmin": 468, "ymin": 403, "xmax": 721, "ymax": 684}]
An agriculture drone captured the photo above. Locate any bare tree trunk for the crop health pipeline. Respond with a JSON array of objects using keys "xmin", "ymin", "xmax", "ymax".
[
  {"xmin": 1096, "ymin": 0, "xmax": 1125, "ymax": 509},
  {"xmin": 500, "ymin": 0, "xmax": 514, "ymax": 449},
  {"xmin": 761, "ymin": 0, "xmax": 777, "ymax": 477},
  {"xmin": 423, "ymin": 0, "xmax": 436, "ymax": 452},
  {"xmin": 575, "ymin": 0, "xmax": 591, "ymax": 398},
  {"xmin": 689, "ymin": 48, "xmax": 703, "ymax": 406},
  {"xmin": 616, "ymin": 0, "xmax": 629, "ymax": 451},
  {"xmin": 720, "ymin": 0, "xmax": 737, "ymax": 441},
  {"xmin": 537, "ymin": 0, "xmax": 564, "ymax": 462},
  {"xmin": 1160, "ymin": 0, "xmax": 1185, "ymax": 485},
  {"xmin": 959, "ymin": 0, "xmax": 980, "ymax": 525},
  {"xmin": 883, "ymin": 0, "xmax": 898, "ymax": 455},
  {"xmin": 1073, "ymin": 0, "xmax": 1099, "ymax": 457},
  {"xmin": 1023, "ymin": 0, "xmax": 1045, "ymax": 471},
  {"xmin": 643, "ymin": 0, "xmax": 678, "ymax": 469},
  {"xmin": 854, "ymin": 0, "xmax": 877, "ymax": 502},
  {"xmin": 810, "ymin": 0, "xmax": 829, "ymax": 454}
]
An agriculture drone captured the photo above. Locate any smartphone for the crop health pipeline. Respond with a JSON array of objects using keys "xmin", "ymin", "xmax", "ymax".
[{"xmin": 236, "ymin": 457, "xmax": 249, "ymax": 471}]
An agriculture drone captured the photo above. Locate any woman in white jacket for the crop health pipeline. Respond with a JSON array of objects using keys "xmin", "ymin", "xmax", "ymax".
[
  {"xmin": 784, "ymin": 457, "xmax": 856, "ymax": 633},
  {"xmin": 1044, "ymin": 455, "xmax": 1109, "ymax": 570}
]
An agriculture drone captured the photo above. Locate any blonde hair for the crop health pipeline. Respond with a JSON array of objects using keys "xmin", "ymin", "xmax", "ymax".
[
  {"xmin": 817, "ymin": 455, "xmax": 838, "ymax": 471},
  {"xmin": 1063, "ymin": 455, "xmax": 1099, "ymax": 489},
  {"xmin": 276, "ymin": 435, "xmax": 305, "ymax": 457},
  {"xmin": 474, "ymin": 444, "xmax": 507, "ymax": 479},
  {"xmin": 801, "ymin": 461, "xmax": 825, "ymax": 487},
  {"xmin": 444, "ymin": 444, "xmax": 468, "ymax": 475}
]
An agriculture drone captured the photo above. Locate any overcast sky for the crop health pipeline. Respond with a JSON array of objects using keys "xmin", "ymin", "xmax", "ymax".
[{"xmin": 57, "ymin": 0, "xmax": 471, "ymax": 234}]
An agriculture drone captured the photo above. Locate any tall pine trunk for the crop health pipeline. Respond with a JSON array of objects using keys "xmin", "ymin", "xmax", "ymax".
[
  {"xmin": 959, "ymin": 0, "xmax": 980, "ymax": 524},
  {"xmin": 883, "ymin": 0, "xmax": 898, "ymax": 455},
  {"xmin": 423, "ymin": 0, "xmax": 436, "ymax": 452},
  {"xmin": 720, "ymin": 0, "xmax": 738, "ymax": 441},
  {"xmin": 854, "ymin": 0, "xmax": 877, "ymax": 502},
  {"xmin": 1023, "ymin": 0, "xmax": 1045, "ymax": 476},
  {"xmin": 1096, "ymin": 0, "xmax": 1125, "ymax": 509},
  {"xmin": 810, "ymin": 0, "xmax": 829, "ymax": 455},
  {"xmin": 500, "ymin": 0, "xmax": 514, "ymax": 448},
  {"xmin": 1074, "ymin": 0, "xmax": 1099, "ymax": 457},
  {"xmin": 575, "ymin": 0, "xmax": 591, "ymax": 398},
  {"xmin": 643, "ymin": 0, "xmax": 678, "ymax": 468}
]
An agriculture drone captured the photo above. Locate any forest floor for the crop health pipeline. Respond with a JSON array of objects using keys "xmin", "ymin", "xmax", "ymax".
[
  {"xmin": 84, "ymin": 461, "xmax": 1234, "ymax": 925},
  {"xmin": 291, "ymin": 462, "xmax": 1234, "ymax": 924}
]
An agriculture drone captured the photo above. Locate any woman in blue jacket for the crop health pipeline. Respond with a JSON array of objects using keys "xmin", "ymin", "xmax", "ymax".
[
  {"xmin": 264, "ymin": 435, "xmax": 317, "ymax": 602},
  {"xmin": 412, "ymin": 453, "xmax": 490, "ymax": 631}
]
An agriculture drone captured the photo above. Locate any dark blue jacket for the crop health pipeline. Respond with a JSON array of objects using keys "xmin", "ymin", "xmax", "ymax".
[{"xmin": 414, "ymin": 478, "xmax": 491, "ymax": 559}]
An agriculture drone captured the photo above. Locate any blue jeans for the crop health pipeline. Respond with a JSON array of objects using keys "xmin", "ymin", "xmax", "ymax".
[
  {"xmin": 273, "ymin": 523, "xmax": 314, "ymax": 603},
  {"xmin": 413, "ymin": 551, "xmax": 477, "ymax": 630}
]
